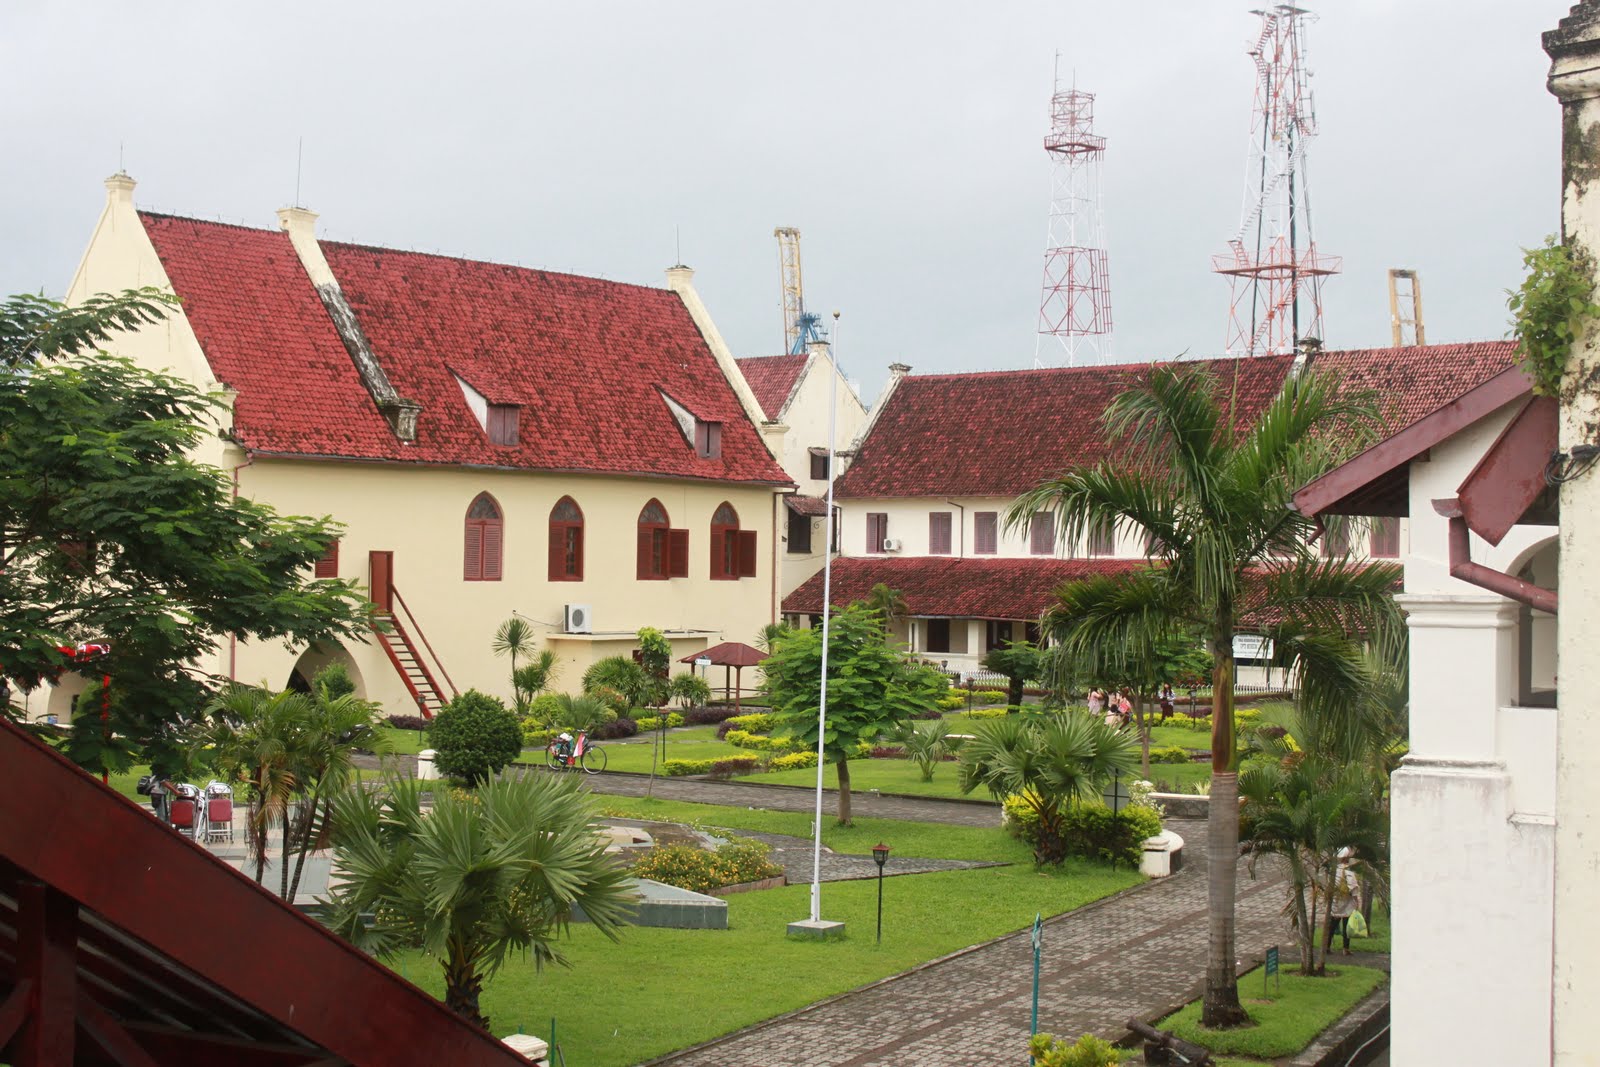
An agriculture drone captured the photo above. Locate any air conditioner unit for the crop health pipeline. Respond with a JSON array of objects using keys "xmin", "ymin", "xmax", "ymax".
[
  {"xmin": 881, "ymin": 538, "xmax": 903, "ymax": 552},
  {"xmin": 564, "ymin": 604, "xmax": 593, "ymax": 634}
]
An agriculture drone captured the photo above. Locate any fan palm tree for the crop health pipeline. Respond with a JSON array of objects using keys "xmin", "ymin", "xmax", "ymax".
[
  {"xmin": 323, "ymin": 772, "xmax": 636, "ymax": 1029},
  {"xmin": 1006, "ymin": 362, "xmax": 1403, "ymax": 1026},
  {"xmin": 957, "ymin": 712, "xmax": 1137, "ymax": 865}
]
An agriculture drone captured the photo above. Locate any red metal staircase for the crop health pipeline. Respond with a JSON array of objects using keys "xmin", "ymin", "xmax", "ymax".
[{"xmin": 371, "ymin": 584, "xmax": 456, "ymax": 718}]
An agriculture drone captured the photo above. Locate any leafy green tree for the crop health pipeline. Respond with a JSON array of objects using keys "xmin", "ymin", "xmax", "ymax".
[
  {"xmin": 492, "ymin": 616, "xmax": 559, "ymax": 713},
  {"xmin": 860, "ymin": 583, "xmax": 908, "ymax": 637},
  {"xmin": 324, "ymin": 773, "xmax": 635, "ymax": 1029},
  {"xmin": 1007, "ymin": 362, "xmax": 1403, "ymax": 1026},
  {"xmin": 981, "ymin": 639, "xmax": 1042, "ymax": 709},
  {"xmin": 206, "ymin": 685, "xmax": 314, "ymax": 886},
  {"xmin": 765, "ymin": 603, "xmax": 944, "ymax": 824},
  {"xmin": 668, "ymin": 673, "xmax": 712, "ymax": 709},
  {"xmin": 429, "ymin": 690, "xmax": 522, "ymax": 785},
  {"xmin": 957, "ymin": 713, "xmax": 1136, "ymax": 865},
  {"xmin": 0, "ymin": 289, "xmax": 370, "ymax": 775}
]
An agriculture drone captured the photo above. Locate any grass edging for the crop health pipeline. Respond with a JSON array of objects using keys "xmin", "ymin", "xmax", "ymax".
[
  {"xmin": 1156, "ymin": 963, "xmax": 1387, "ymax": 1060},
  {"xmin": 588, "ymin": 766, "xmax": 1004, "ymax": 808}
]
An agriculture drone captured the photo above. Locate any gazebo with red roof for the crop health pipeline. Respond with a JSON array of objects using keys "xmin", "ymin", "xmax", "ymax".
[{"xmin": 680, "ymin": 640, "xmax": 768, "ymax": 711}]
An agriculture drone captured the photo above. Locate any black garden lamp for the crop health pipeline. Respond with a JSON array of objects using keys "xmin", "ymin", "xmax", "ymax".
[{"xmin": 872, "ymin": 842, "xmax": 891, "ymax": 944}]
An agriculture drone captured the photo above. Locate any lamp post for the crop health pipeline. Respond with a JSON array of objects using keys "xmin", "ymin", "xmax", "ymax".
[{"xmin": 872, "ymin": 842, "xmax": 891, "ymax": 944}]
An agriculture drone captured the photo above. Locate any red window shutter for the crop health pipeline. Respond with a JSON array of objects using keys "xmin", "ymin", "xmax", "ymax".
[
  {"xmin": 668, "ymin": 529, "xmax": 690, "ymax": 577},
  {"xmin": 736, "ymin": 530, "xmax": 758, "ymax": 577},
  {"xmin": 1370, "ymin": 517, "xmax": 1400, "ymax": 559},
  {"xmin": 929, "ymin": 513, "xmax": 951, "ymax": 555},
  {"xmin": 637, "ymin": 526, "xmax": 654, "ymax": 580},
  {"xmin": 866, "ymin": 513, "xmax": 887, "ymax": 554},
  {"xmin": 709, "ymin": 528, "xmax": 726, "ymax": 579},
  {"xmin": 975, "ymin": 512, "xmax": 997, "ymax": 555},
  {"xmin": 315, "ymin": 538, "xmax": 340, "ymax": 578},
  {"xmin": 464, "ymin": 522, "xmax": 483, "ymax": 580},
  {"xmin": 570, "ymin": 526, "xmax": 584, "ymax": 579},
  {"xmin": 482, "ymin": 520, "xmax": 503, "ymax": 580},
  {"xmin": 548, "ymin": 526, "xmax": 566, "ymax": 581},
  {"xmin": 1030, "ymin": 513, "xmax": 1054, "ymax": 556}
]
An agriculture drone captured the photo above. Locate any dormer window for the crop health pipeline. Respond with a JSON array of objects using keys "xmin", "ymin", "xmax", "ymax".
[
  {"xmin": 487, "ymin": 403, "xmax": 519, "ymax": 446},
  {"xmin": 695, "ymin": 420, "xmax": 722, "ymax": 459}
]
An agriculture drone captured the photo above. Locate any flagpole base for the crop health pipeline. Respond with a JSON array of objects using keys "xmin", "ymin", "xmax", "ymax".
[{"xmin": 786, "ymin": 918, "xmax": 846, "ymax": 940}]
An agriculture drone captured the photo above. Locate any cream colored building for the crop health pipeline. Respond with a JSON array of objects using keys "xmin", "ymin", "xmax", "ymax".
[
  {"xmin": 735, "ymin": 343, "xmax": 870, "ymax": 597},
  {"xmin": 785, "ymin": 346, "xmax": 1518, "ymax": 677},
  {"xmin": 41, "ymin": 175, "xmax": 792, "ymax": 720}
]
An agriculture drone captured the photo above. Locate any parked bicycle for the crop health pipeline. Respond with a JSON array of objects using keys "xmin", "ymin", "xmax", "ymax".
[{"xmin": 545, "ymin": 730, "xmax": 607, "ymax": 774}]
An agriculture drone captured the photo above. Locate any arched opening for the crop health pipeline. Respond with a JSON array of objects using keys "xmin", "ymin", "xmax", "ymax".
[
  {"xmin": 286, "ymin": 642, "xmax": 368, "ymax": 700},
  {"xmin": 711, "ymin": 502, "xmax": 740, "ymax": 580},
  {"xmin": 1510, "ymin": 536, "xmax": 1559, "ymax": 707},
  {"xmin": 637, "ymin": 499, "xmax": 671, "ymax": 580}
]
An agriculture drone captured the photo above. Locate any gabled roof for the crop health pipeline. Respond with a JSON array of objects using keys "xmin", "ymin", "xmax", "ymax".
[
  {"xmin": 836, "ymin": 343, "xmax": 1519, "ymax": 500},
  {"xmin": 781, "ymin": 556, "xmax": 1147, "ymax": 620},
  {"xmin": 0, "ymin": 718, "xmax": 525, "ymax": 1065},
  {"xmin": 735, "ymin": 353, "xmax": 809, "ymax": 421},
  {"xmin": 140, "ymin": 212, "xmax": 790, "ymax": 486}
]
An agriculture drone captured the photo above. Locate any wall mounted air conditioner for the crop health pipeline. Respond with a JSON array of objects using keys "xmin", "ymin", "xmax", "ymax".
[
  {"xmin": 564, "ymin": 604, "xmax": 593, "ymax": 634},
  {"xmin": 881, "ymin": 538, "xmax": 903, "ymax": 552}
]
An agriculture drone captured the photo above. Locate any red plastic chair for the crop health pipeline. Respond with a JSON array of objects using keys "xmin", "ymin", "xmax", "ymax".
[
  {"xmin": 169, "ymin": 798, "xmax": 197, "ymax": 839},
  {"xmin": 205, "ymin": 797, "xmax": 234, "ymax": 843}
]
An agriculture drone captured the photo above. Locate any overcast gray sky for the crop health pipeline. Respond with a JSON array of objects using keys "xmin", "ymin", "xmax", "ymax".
[{"xmin": 1, "ymin": 1, "xmax": 1571, "ymax": 401}]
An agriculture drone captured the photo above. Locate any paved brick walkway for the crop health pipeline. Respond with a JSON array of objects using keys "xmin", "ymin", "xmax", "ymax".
[{"xmin": 651, "ymin": 813, "xmax": 1292, "ymax": 1066}]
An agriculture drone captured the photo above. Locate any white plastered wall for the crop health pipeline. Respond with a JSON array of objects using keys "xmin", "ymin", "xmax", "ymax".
[{"xmin": 1389, "ymin": 399, "xmax": 1558, "ymax": 1067}]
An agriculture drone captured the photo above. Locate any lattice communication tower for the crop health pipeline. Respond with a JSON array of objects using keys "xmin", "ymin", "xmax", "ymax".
[
  {"xmin": 1037, "ymin": 79, "xmax": 1113, "ymax": 365},
  {"xmin": 1212, "ymin": 5, "xmax": 1340, "ymax": 355}
]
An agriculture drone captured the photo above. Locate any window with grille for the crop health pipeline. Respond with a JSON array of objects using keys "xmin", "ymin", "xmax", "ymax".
[
  {"xmin": 1087, "ymin": 519, "xmax": 1115, "ymax": 557},
  {"xmin": 464, "ymin": 493, "xmax": 503, "ymax": 581},
  {"xmin": 929, "ymin": 512, "xmax": 952, "ymax": 555},
  {"xmin": 1029, "ymin": 513, "xmax": 1054, "ymax": 556},
  {"xmin": 314, "ymin": 538, "xmax": 340, "ymax": 579},
  {"xmin": 548, "ymin": 496, "xmax": 584, "ymax": 581},
  {"xmin": 787, "ymin": 509, "xmax": 812, "ymax": 554},
  {"xmin": 974, "ymin": 512, "xmax": 998, "ymax": 555},
  {"xmin": 866, "ymin": 513, "xmax": 889, "ymax": 554},
  {"xmin": 1369, "ymin": 516, "xmax": 1401, "ymax": 559},
  {"xmin": 711, "ymin": 502, "xmax": 755, "ymax": 579}
]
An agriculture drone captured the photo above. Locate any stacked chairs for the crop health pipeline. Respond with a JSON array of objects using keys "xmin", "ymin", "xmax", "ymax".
[{"xmin": 203, "ymin": 782, "xmax": 235, "ymax": 843}]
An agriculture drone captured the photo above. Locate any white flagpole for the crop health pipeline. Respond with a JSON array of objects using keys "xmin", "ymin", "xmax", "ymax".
[{"xmin": 809, "ymin": 312, "xmax": 841, "ymax": 923}]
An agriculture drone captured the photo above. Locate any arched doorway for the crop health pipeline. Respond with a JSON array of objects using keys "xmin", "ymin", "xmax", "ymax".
[
  {"xmin": 1510, "ymin": 536, "xmax": 1559, "ymax": 708},
  {"xmin": 286, "ymin": 642, "xmax": 367, "ymax": 700}
]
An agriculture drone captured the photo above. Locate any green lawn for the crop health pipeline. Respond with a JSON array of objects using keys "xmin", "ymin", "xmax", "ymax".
[
  {"xmin": 743, "ymin": 756, "xmax": 984, "ymax": 800},
  {"xmin": 377, "ymin": 726, "xmax": 429, "ymax": 755},
  {"xmin": 389, "ymin": 796, "xmax": 1138, "ymax": 1066},
  {"xmin": 1159, "ymin": 963, "xmax": 1386, "ymax": 1060}
]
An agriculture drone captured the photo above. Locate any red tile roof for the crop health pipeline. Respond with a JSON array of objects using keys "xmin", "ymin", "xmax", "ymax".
[
  {"xmin": 836, "ymin": 344, "xmax": 1518, "ymax": 499},
  {"xmin": 781, "ymin": 555, "xmax": 1148, "ymax": 620},
  {"xmin": 140, "ymin": 213, "xmax": 790, "ymax": 485},
  {"xmin": 785, "ymin": 493, "xmax": 830, "ymax": 516},
  {"xmin": 735, "ymin": 353, "xmax": 808, "ymax": 420}
]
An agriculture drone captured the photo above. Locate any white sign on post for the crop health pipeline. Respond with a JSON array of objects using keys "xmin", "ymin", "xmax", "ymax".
[{"xmin": 1232, "ymin": 634, "xmax": 1274, "ymax": 661}]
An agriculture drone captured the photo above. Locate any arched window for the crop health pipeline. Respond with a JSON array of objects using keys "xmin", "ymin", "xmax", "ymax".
[
  {"xmin": 711, "ymin": 502, "xmax": 756, "ymax": 580},
  {"xmin": 464, "ymin": 492, "xmax": 503, "ymax": 581},
  {"xmin": 549, "ymin": 496, "xmax": 584, "ymax": 581},
  {"xmin": 637, "ymin": 499, "xmax": 675, "ymax": 580}
]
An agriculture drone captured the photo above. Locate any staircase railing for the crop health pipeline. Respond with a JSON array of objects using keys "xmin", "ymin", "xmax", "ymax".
[{"xmin": 392, "ymin": 585, "xmax": 458, "ymax": 699}]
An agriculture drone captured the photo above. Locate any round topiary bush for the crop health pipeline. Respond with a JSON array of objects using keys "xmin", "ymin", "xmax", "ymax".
[{"xmin": 430, "ymin": 689, "xmax": 522, "ymax": 785}]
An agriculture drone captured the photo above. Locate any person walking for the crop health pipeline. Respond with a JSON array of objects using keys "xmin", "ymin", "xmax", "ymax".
[
  {"xmin": 1087, "ymin": 687, "xmax": 1105, "ymax": 717},
  {"xmin": 1327, "ymin": 850, "xmax": 1358, "ymax": 956},
  {"xmin": 1159, "ymin": 683, "xmax": 1175, "ymax": 721}
]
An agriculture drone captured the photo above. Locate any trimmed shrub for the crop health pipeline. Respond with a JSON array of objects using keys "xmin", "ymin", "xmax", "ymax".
[
  {"xmin": 684, "ymin": 704, "xmax": 742, "ymax": 726},
  {"xmin": 663, "ymin": 758, "xmax": 715, "ymax": 777},
  {"xmin": 592, "ymin": 717, "xmax": 640, "ymax": 741},
  {"xmin": 386, "ymin": 714, "xmax": 428, "ymax": 732},
  {"xmin": 520, "ymin": 719, "xmax": 558, "ymax": 748},
  {"xmin": 726, "ymin": 712, "xmax": 776, "ymax": 733},
  {"xmin": 634, "ymin": 712, "xmax": 685, "ymax": 731},
  {"xmin": 913, "ymin": 707, "xmax": 944, "ymax": 720},
  {"xmin": 708, "ymin": 757, "xmax": 762, "ymax": 778},
  {"xmin": 631, "ymin": 840, "xmax": 783, "ymax": 895},
  {"xmin": 955, "ymin": 707, "xmax": 1010, "ymax": 721},
  {"xmin": 869, "ymin": 745, "xmax": 907, "ymax": 759},
  {"xmin": 430, "ymin": 690, "xmax": 522, "ymax": 785},
  {"xmin": 1149, "ymin": 745, "xmax": 1193, "ymax": 764},
  {"xmin": 1003, "ymin": 795, "xmax": 1163, "ymax": 868},
  {"xmin": 1029, "ymin": 1033, "xmax": 1118, "ymax": 1067},
  {"xmin": 521, "ymin": 692, "xmax": 563, "ymax": 727},
  {"xmin": 668, "ymin": 673, "xmax": 713, "ymax": 709},
  {"xmin": 585, "ymin": 685, "xmax": 631, "ymax": 718},
  {"xmin": 768, "ymin": 750, "xmax": 818, "ymax": 771}
]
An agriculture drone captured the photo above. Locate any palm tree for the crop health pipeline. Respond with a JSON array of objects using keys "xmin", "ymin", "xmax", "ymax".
[
  {"xmin": 206, "ymin": 685, "xmax": 312, "ymax": 887},
  {"xmin": 957, "ymin": 712, "xmax": 1137, "ymax": 865},
  {"xmin": 494, "ymin": 617, "xmax": 559, "ymax": 711},
  {"xmin": 323, "ymin": 772, "xmax": 636, "ymax": 1029},
  {"xmin": 1006, "ymin": 362, "xmax": 1403, "ymax": 1027},
  {"xmin": 862, "ymin": 582, "xmax": 909, "ymax": 638}
]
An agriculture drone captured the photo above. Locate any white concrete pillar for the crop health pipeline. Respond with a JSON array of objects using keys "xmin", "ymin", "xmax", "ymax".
[
  {"xmin": 1546, "ymin": 9, "xmax": 1600, "ymax": 1062},
  {"xmin": 1396, "ymin": 594, "xmax": 1517, "ymax": 761}
]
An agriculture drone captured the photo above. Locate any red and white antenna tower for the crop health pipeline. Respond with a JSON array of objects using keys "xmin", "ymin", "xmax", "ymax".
[
  {"xmin": 1213, "ymin": 5, "xmax": 1340, "ymax": 356},
  {"xmin": 1037, "ymin": 68, "xmax": 1113, "ymax": 366}
]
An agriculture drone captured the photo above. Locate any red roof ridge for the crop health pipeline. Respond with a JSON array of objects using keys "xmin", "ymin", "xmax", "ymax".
[{"xmin": 319, "ymin": 234, "xmax": 678, "ymax": 296}]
